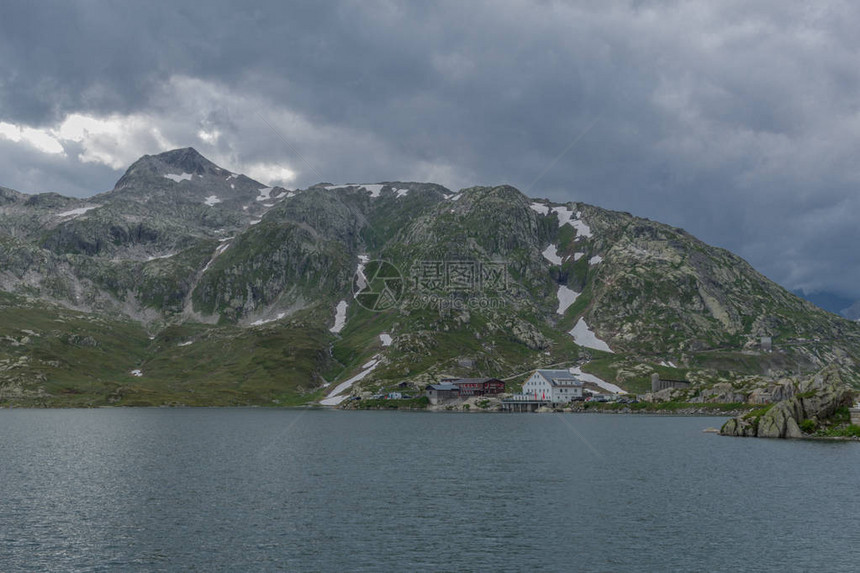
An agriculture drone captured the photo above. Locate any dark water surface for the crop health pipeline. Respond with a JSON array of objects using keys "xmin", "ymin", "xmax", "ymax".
[{"xmin": 1, "ymin": 408, "xmax": 858, "ymax": 572}]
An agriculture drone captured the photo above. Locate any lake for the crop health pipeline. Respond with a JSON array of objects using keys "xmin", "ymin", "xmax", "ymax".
[{"xmin": 1, "ymin": 408, "xmax": 858, "ymax": 572}]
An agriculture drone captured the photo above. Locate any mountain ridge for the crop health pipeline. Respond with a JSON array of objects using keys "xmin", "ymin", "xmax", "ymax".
[{"xmin": 2, "ymin": 148, "xmax": 859, "ymax": 407}]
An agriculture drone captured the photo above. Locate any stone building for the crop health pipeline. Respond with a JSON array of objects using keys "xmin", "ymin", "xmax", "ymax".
[
  {"xmin": 425, "ymin": 382, "xmax": 460, "ymax": 405},
  {"xmin": 651, "ymin": 373, "xmax": 690, "ymax": 393}
]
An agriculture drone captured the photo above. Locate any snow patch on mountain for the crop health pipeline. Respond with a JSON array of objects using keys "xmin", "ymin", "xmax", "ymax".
[
  {"xmin": 552, "ymin": 206, "xmax": 574, "ymax": 227},
  {"xmin": 542, "ymin": 244, "xmax": 563, "ymax": 265},
  {"xmin": 330, "ymin": 300, "xmax": 348, "ymax": 333},
  {"xmin": 551, "ymin": 206, "xmax": 593, "ymax": 238},
  {"xmin": 395, "ymin": 188, "xmax": 409, "ymax": 198},
  {"xmin": 204, "ymin": 195, "xmax": 221, "ymax": 206},
  {"xmin": 146, "ymin": 253, "xmax": 176, "ymax": 261},
  {"xmin": 380, "ymin": 333, "xmax": 393, "ymax": 346},
  {"xmin": 164, "ymin": 173, "xmax": 193, "ymax": 183},
  {"xmin": 201, "ymin": 241, "xmax": 231, "ymax": 273},
  {"xmin": 570, "ymin": 366, "xmax": 626, "ymax": 394},
  {"xmin": 326, "ymin": 184, "xmax": 383, "ymax": 198},
  {"xmin": 571, "ymin": 219, "xmax": 592, "ymax": 238},
  {"xmin": 56, "ymin": 206, "xmax": 98, "ymax": 218},
  {"xmin": 320, "ymin": 357, "xmax": 381, "ymax": 406},
  {"xmin": 573, "ymin": 252, "xmax": 585, "ymax": 261},
  {"xmin": 569, "ymin": 318, "xmax": 614, "ymax": 353},
  {"xmin": 251, "ymin": 312, "xmax": 286, "ymax": 327},
  {"xmin": 256, "ymin": 187, "xmax": 274, "ymax": 201},
  {"xmin": 589, "ymin": 255, "xmax": 603, "ymax": 265},
  {"xmin": 530, "ymin": 202, "xmax": 549, "ymax": 215},
  {"xmin": 364, "ymin": 184, "xmax": 383, "ymax": 198},
  {"xmin": 355, "ymin": 255, "xmax": 370, "ymax": 290},
  {"xmin": 556, "ymin": 285, "xmax": 580, "ymax": 315}
]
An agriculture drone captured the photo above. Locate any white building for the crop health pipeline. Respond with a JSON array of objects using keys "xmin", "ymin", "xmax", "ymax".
[{"xmin": 521, "ymin": 369, "xmax": 583, "ymax": 405}]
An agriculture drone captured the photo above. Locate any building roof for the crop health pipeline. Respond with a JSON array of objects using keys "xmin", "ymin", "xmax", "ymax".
[
  {"xmin": 535, "ymin": 369, "xmax": 583, "ymax": 387},
  {"xmin": 445, "ymin": 377, "xmax": 503, "ymax": 384},
  {"xmin": 427, "ymin": 383, "xmax": 460, "ymax": 391}
]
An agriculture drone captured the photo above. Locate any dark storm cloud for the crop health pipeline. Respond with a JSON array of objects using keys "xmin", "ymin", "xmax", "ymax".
[
  {"xmin": 0, "ymin": 139, "xmax": 119, "ymax": 197},
  {"xmin": 2, "ymin": 0, "xmax": 860, "ymax": 302}
]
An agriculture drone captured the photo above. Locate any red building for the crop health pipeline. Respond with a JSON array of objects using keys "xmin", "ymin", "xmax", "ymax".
[{"xmin": 443, "ymin": 378, "xmax": 505, "ymax": 397}]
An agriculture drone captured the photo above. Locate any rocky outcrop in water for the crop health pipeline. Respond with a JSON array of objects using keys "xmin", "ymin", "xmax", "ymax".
[{"xmin": 721, "ymin": 367, "xmax": 855, "ymax": 438}]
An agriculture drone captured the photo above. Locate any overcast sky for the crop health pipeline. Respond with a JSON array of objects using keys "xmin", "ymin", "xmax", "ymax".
[{"xmin": 2, "ymin": 0, "xmax": 859, "ymax": 307}]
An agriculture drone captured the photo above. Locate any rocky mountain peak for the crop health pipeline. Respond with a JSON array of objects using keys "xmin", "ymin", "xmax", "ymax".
[
  {"xmin": 113, "ymin": 147, "xmax": 229, "ymax": 189},
  {"xmin": 0, "ymin": 186, "xmax": 24, "ymax": 205},
  {"xmin": 151, "ymin": 147, "xmax": 221, "ymax": 174}
]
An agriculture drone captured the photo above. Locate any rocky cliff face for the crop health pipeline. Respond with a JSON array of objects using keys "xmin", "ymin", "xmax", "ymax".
[{"xmin": 2, "ymin": 148, "xmax": 860, "ymax": 406}]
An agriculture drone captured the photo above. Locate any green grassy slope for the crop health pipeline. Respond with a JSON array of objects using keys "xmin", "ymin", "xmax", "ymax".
[{"xmin": 0, "ymin": 292, "xmax": 334, "ymax": 406}]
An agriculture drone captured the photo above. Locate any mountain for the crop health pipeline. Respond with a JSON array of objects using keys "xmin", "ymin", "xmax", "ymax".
[
  {"xmin": 793, "ymin": 289, "xmax": 860, "ymax": 321},
  {"xmin": 840, "ymin": 300, "xmax": 860, "ymax": 321},
  {"xmin": 2, "ymin": 148, "xmax": 860, "ymax": 406}
]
